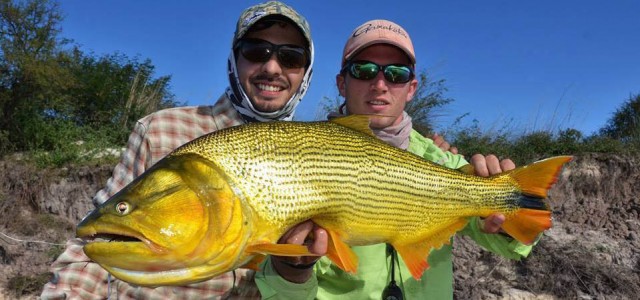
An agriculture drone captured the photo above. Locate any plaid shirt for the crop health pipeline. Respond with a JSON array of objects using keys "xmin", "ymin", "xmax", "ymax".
[{"xmin": 41, "ymin": 94, "xmax": 262, "ymax": 300}]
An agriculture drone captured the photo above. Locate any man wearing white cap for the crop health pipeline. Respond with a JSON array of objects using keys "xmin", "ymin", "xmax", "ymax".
[{"xmin": 271, "ymin": 20, "xmax": 533, "ymax": 300}]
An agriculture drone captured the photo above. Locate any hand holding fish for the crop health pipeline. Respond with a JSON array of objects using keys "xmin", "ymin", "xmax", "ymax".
[
  {"xmin": 470, "ymin": 154, "xmax": 516, "ymax": 177},
  {"xmin": 271, "ymin": 221, "xmax": 328, "ymax": 283}
]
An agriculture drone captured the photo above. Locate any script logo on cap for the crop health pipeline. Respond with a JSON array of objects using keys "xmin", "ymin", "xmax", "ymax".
[{"xmin": 353, "ymin": 22, "xmax": 409, "ymax": 39}]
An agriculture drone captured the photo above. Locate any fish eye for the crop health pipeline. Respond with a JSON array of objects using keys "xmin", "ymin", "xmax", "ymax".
[{"xmin": 116, "ymin": 202, "xmax": 130, "ymax": 215}]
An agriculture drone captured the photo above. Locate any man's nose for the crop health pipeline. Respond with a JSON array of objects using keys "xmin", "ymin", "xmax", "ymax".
[
  {"xmin": 371, "ymin": 71, "xmax": 388, "ymax": 92},
  {"xmin": 261, "ymin": 54, "xmax": 283, "ymax": 75}
]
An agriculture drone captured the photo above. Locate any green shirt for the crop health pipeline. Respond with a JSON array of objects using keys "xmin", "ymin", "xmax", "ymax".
[{"xmin": 256, "ymin": 130, "xmax": 534, "ymax": 299}]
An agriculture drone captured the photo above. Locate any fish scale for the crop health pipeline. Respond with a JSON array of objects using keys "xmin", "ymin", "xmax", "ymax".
[
  {"xmin": 76, "ymin": 115, "xmax": 571, "ymax": 286},
  {"xmin": 172, "ymin": 119, "xmax": 521, "ymax": 241}
]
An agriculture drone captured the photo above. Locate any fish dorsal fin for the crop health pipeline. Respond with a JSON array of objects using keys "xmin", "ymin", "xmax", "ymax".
[
  {"xmin": 457, "ymin": 164, "xmax": 476, "ymax": 175},
  {"xmin": 330, "ymin": 115, "xmax": 375, "ymax": 137}
]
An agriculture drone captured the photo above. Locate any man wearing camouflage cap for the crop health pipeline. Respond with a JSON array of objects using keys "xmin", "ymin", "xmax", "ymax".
[{"xmin": 41, "ymin": 2, "xmax": 319, "ymax": 298}]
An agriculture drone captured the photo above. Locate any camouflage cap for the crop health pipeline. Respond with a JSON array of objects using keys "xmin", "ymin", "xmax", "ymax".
[{"xmin": 233, "ymin": 1, "xmax": 312, "ymax": 47}]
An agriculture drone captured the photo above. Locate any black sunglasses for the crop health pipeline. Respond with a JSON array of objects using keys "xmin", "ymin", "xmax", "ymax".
[
  {"xmin": 342, "ymin": 60, "xmax": 414, "ymax": 84},
  {"xmin": 235, "ymin": 38, "xmax": 308, "ymax": 69}
]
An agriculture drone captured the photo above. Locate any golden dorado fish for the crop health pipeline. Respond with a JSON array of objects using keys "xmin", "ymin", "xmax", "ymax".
[{"xmin": 76, "ymin": 115, "xmax": 571, "ymax": 286}]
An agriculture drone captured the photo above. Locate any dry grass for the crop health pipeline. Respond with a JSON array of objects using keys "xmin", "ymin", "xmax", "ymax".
[{"xmin": 7, "ymin": 273, "xmax": 51, "ymax": 297}]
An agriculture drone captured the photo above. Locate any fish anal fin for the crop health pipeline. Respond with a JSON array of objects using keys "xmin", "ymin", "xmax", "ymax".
[
  {"xmin": 245, "ymin": 243, "xmax": 315, "ymax": 257},
  {"xmin": 329, "ymin": 115, "xmax": 375, "ymax": 137},
  {"xmin": 510, "ymin": 156, "xmax": 573, "ymax": 198},
  {"xmin": 241, "ymin": 254, "xmax": 266, "ymax": 270},
  {"xmin": 325, "ymin": 229, "xmax": 359, "ymax": 274},
  {"xmin": 394, "ymin": 218, "xmax": 468, "ymax": 280},
  {"xmin": 502, "ymin": 208, "xmax": 551, "ymax": 245},
  {"xmin": 393, "ymin": 243, "xmax": 430, "ymax": 281}
]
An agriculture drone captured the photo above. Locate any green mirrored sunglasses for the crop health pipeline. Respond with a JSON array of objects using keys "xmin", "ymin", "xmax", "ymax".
[{"xmin": 342, "ymin": 60, "xmax": 414, "ymax": 84}]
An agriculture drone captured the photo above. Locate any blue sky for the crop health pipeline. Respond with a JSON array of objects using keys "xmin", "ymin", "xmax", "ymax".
[{"xmin": 59, "ymin": 0, "xmax": 639, "ymax": 136}]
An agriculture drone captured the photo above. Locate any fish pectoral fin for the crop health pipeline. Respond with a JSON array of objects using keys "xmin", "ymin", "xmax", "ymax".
[
  {"xmin": 240, "ymin": 254, "xmax": 266, "ymax": 271},
  {"xmin": 325, "ymin": 229, "xmax": 358, "ymax": 274},
  {"xmin": 501, "ymin": 208, "xmax": 551, "ymax": 245},
  {"xmin": 245, "ymin": 243, "xmax": 315, "ymax": 256},
  {"xmin": 394, "ymin": 218, "xmax": 468, "ymax": 280}
]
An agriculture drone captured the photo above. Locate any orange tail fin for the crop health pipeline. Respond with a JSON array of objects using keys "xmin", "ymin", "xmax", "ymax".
[
  {"xmin": 509, "ymin": 156, "xmax": 572, "ymax": 198},
  {"xmin": 501, "ymin": 208, "xmax": 552, "ymax": 244},
  {"xmin": 502, "ymin": 156, "xmax": 572, "ymax": 244}
]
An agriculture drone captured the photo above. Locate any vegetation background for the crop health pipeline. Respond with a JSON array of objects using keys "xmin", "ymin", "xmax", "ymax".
[
  {"xmin": 0, "ymin": 0, "xmax": 639, "ymax": 298},
  {"xmin": 0, "ymin": 0, "xmax": 181, "ymax": 167},
  {"xmin": 2, "ymin": 0, "xmax": 638, "ymax": 169}
]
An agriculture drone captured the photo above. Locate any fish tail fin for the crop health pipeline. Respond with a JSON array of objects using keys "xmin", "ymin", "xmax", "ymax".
[
  {"xmin": 501, "ymin": 208, "xmax": 552, "ymax": 245},
  {"xmin": 509, "ymin": 156, "xmax": 573, "ymax": 198},
  {"xmin": 501, "ymin": 156, "xmax": 573, "ymax": 244}
]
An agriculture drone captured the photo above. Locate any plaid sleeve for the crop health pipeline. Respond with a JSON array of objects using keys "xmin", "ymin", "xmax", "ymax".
[{"xmin": 40, "ymin": 238, "xmax": 114, "ymax": 299}]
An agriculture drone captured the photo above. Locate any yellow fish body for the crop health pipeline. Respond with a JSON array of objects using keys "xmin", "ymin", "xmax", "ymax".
[{"xmin": 76, "ymin": 115, "xmax": 571, "ymax": 286}]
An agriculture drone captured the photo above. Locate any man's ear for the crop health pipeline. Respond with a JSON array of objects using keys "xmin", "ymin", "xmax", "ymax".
[
  {"xmin": 406, "ymin": 78, "xmax": 418, "ymax": 102},
  {"xmin": 336, "ymin": 74, "xmax": 346, "ymax": 97}
]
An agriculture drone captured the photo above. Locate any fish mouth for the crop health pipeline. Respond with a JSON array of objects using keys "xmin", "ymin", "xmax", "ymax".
[
  {"xmin": 78, "ymin": 226, "xmax": 166, "ymax": 253},
  {"xmin": 86, "ymin": 233, "xmax": 142, "ymax": 243}
]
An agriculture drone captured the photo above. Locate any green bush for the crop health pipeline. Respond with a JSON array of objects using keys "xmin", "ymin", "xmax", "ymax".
[
  {"xmin": 448, "ymin": 120, "xmax": 637, "ymax": 166},
  {"xmin": 26, "ymin": 117, "xmax": 123, "ymax": 168},
  {"xmin": 446, "ymin": 119, "xmax": 514, "ymax": 162},
  {"xmin": 600, "ymin": 94, "xmax": 640, "ymax": 143},
  {"xmin": 1, "ymin": 0, "xmax": 179, "ymax": 159}
]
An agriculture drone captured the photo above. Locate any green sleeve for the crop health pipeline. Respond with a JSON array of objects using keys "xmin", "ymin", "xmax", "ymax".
[
  {"xmin": 254, "ymin": 256, "xmax": 318, "ymax": 300},
  {"xmin": 407, "ymin": 130, "xmax": 536, "ymax": 260},
  {"xmin": 407, "ymin": 130, "xmax": 468, "ymax": 169},
  {"xmin": 458, "ymin": 217, "xmax": 536, "ymax": 259}
]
